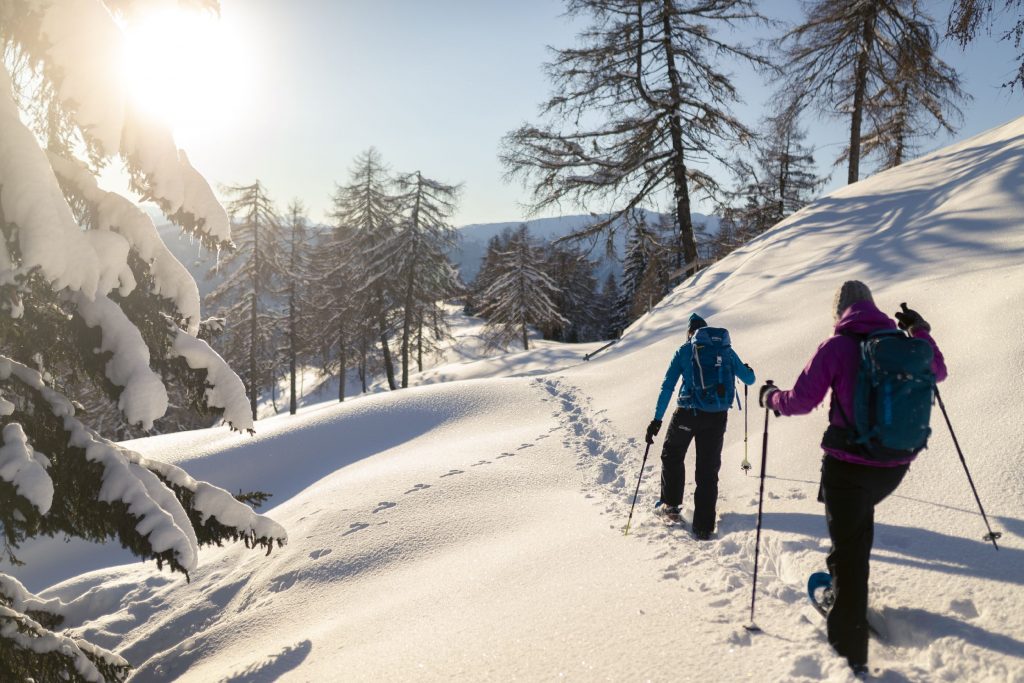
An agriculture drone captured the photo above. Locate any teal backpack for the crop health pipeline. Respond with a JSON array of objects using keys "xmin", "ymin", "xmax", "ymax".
[
  {"xmin": 843, "ymin": 329, "xmax": 936, "ymax": 461},
  {"xmin": 687, "ymin": 327, "xmax": 737, "ymax": 412}
]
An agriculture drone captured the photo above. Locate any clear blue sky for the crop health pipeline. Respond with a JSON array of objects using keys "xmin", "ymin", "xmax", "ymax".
[{"xmin": 149, "ymin": 0, "xmax": 1022, "ymax": 227}]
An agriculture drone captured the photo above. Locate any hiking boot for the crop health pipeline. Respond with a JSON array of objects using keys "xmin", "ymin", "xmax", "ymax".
[
  {"xmin": 851, "ymin": 664, "xmax": 869, "ymax": 680},
  {"xmin": 654, "ymin": 501, "xmax": 682, "ymax": 523},
  {"xmin": 692, "ymin": 527, "xmax": 713, "ymax": 541}
]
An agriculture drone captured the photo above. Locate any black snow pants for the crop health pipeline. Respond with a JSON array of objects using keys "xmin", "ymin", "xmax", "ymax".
[
  {"xmin": 659, "ymin": 407, "xmax": 727, "ymax": 534},
  {"xmin": 821, "ymin": 455, "xmax": 908, "ymax": 668}
]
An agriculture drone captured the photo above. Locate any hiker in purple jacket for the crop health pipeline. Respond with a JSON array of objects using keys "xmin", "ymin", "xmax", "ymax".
[{"xmin": 758, "ymin": 281, "xmax": 946, "ymax": 677}]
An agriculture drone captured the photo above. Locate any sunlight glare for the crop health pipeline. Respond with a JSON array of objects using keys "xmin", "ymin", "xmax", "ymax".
[{"xmin": 122, "ymin": 7, "xmax": 249, "ymax": 137}]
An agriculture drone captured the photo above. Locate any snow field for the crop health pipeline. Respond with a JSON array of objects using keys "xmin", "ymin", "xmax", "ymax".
[{"xmin": 18, "ymin": 116, "xmax": 1024, "ymax": 681}]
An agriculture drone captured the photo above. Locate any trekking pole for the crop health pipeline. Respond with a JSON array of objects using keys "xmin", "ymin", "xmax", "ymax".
[
  {"xmin": 623, "ymin": 442, "xmax": 652, "ymax": 536},
  {"xmin": 745, "ymin": 380, "xmax": 773, "ymax": 632},
  {"xmin": 741, "ymin": 384, "xmax": 751, "ymax": 473},
  {"xmin": 935, "ymin": 386, "xmax": 1002, "ymax": 550}
]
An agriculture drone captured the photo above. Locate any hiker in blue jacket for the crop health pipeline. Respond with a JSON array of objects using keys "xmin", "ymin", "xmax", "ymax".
[{"xmin": 646, "ymin": 313, "xmax": 756, "ymax": 539}]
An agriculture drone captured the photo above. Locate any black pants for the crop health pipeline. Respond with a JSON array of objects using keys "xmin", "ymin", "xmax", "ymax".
[
  {"xmin": 659, "ymin": 408, "xmax": 727, "ymax": 533},
  {"xmin": 821, "ymin": 455, "xmax": 908, "ymax": 668}
]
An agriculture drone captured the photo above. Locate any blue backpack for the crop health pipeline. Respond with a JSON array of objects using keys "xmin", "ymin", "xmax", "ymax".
[
  {"xmin": 688, "ymin": 327, "xmax": 737, "ymax": 412},
  {"xmin": 843, "ymin": 329, "xmax": 936, "ymax": 461}
]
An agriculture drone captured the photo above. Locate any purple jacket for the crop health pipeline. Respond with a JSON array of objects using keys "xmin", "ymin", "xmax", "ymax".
[{"xmin": 767, "ymin": 300, "xmax": 948, "ymax": 466}]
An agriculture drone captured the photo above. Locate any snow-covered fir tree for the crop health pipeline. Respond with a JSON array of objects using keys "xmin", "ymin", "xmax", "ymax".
[
  {"xmin": 540, "ymin": 241, "xmax": 599, "ymax": 343},
  {"xmin": 502, "ymin": 0, "xmax": 769, "ymax": 276},
  {"xmin": 613, "ymin": 215, "xmax": 659, "ymax": 334},
  {"xmin": 206, "ymin": 181, "xmax": 284, "ymax": 421},
  {"xmin": 478, "ymin": 225, "xmax": 566, "ymax": 350},
  {"xmin": 308, "ymin": 220, "xmax": 361, "ymax": 402},
  {"xmin": 389, "ymin": 171, "xmax": 463, "ymax": 388},
  {"xmin": 0, "ymin": 3, "xmax": 286, "ymax": 680},
  {"xmin": 779, "ymin": 0, "xmax": 967, "ymax": 183}
]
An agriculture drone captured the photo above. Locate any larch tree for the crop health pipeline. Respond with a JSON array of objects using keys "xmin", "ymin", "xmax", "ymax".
[
  {"xmin": 948, "ymin": 0, "xmax": 1024, "ymax": 90},
  {"xmin": 281, "ymin": 199, "xmax": 314, "ymax": 414},
  {"xmin": 502, "ymin": 0, "xmax": 769, "ymax": 277},
  {"xmin": 478, "ymin": 225, "xmax": 566, "ymax": 351},
  {"xmin": 541, "ymin": 241, "xmax": 599, "ymax": 342},
  {"xmin": 329, "ymin": 148, "xmax": 400, "ymax": 391},
  {"xmin": 720, "ymin": 97, "xmax": 823, "ymax": 243},
  {"xmin": 389, "ymin": 171, "xmax": 463, "ymax": 388},
  {"xmin": 780, "ymin": 0, "xmax": 967, "ymax": 183},
  {"xmin": 206, "ymin": 181, "xmax": 284, "ymax": 422},
  {"xmin": 0, "ymin": 2, "xmax": 286, "ymax": 680}
]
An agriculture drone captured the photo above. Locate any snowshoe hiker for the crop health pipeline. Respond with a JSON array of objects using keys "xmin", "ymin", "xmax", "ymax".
[
  {"xmin": 759, "ymin": 281, "xmax": 947, "ymax": 674},
  {"xmin": 646, "ymin": 313, "xmax": 756, "ymax": 539}
]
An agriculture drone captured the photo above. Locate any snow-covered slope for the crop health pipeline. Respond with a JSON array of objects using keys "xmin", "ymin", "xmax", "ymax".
[{"xmin": 25, "ymin": 117, "xmax": 1024, "ymax": 681}]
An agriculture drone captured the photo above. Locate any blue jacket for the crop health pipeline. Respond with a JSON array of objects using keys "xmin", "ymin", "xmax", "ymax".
[{"xmin": 654, "ymin": 338, "xmax": 756, "ymax": 420}]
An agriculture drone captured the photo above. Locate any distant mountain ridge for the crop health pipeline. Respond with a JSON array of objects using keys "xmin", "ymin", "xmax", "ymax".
[{"xmin": 452, "ymin": 210, "xmax": 720, "ymax": 284}]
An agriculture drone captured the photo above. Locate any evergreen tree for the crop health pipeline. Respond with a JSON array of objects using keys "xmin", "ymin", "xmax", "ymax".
[
  {"xmin": 206, "ymin": 181, "xmax": 284, "ymax": 422},
  {"xmin": 541, "ymin": 242, "xmax": 599, "ymax": 342},
  {"xmin": 502, "ymin": 0, "xmax": 769, "ymax": 277},
  {"xmin": 479, "ymin": 225, "xmax": 566, "ymax": 350},
  {"xmin": 308, "ymin": 217, "xmax": 360, "ymax": 402},
  {"xmin": 948, "ymin": 0, "xmax": 1024, "ymax": 90},
  {"xmin": 390, "ymin": 171, "xmax": 463, "ymax": 388},
  {"xmin": 779, "ymin": 0, "xmax": 967, "ymax": 183},
  {"xmin": 329, "ymin": 149, "xmax": 401, "ymax": 391},
  {"xmin": 281, "ymin": 200, "xmax": 314, "ymax": 414},
  {"xmin": 613, "ymin": 214, "xmax": 659, "ymax": 332},
  {"xmin": 595, "ymin": 272, "xmax": 621, "ymax": 340},
  {"xmin": 0, "ymin": 3, "xmax": 285, "ymax": 679}
]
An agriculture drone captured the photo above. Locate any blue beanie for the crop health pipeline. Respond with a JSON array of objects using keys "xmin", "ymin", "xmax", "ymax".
[{"xmin": 688, "ymin": 313, "xmax": 708, "ymax": 333}]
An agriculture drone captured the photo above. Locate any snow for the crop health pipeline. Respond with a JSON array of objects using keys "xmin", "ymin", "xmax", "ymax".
[
  {"xmin": 0, "ymin": 423, "xmax": 53, "ymax": 514},
  {"xmin": 49, "ymin": 152, "xmax": 203, "ymax": 332},
  {"xmin": 170, "ymin": 330, "xmax": 254, "ymax": 432},
  {"xmin": 72, "ymin": 293, "xmax": 169, "ymax": 430},
  {"xmin": 0, "ymin": 64, "xmax": 100, "ymax": 298},
  {"xmin": 8, "ymin": 117, "xmax": 1024, "ymax": 681}
]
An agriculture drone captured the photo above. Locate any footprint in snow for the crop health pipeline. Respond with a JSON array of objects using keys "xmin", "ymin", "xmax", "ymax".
[
  {"xmin": 372, "ymin": 501, "xmax": 397, "ymax": 513},
  {"xmin": 404, "ymin": 483, "xmax": 432, "ymax": 494},
  {"xmin": 517, "ymin": 443, "xmax": 535, "ymax": 450},
  {"xmin": 440, "ymin": 469, "xmax": 464, "ymax": 478},
  {"xmin": 342, "ymin": 522, "xmax": 369, "ymax": 536},
  {"xmin": 309, "ymin": 548, "xmax": 333, "ymax": 560},
  {"xmin": 470, "ymin": 460, "xmax": 491, "ymax": 467},
  {"xmin": 495, "ymin": 452, "xmax": 515, "ymax": 459}
]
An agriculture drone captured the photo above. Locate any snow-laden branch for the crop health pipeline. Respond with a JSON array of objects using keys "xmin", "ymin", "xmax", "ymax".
[
  {"xmin": 0, "ymin": 64, "xmax": 100, "ymax": 298},
  {"xmin": 0, "ymin": 604, "xmax": 128, "ymax": 683},
  {"xmin": 49, "ymin": 153, "xmax": 203, "ymax": 333},
  {"xmin": 71, "ymin": 292, "xmax": 169, "ymax": 430},
  {"xmin": 0, "ymin": 357, "xmax": 285, "ymax": 575},
  {"xmin": 27, "ymin": 0, "xmax": 230, "ymax": 243},
  {"xmin": 0, "ymin": 423, "xmax": 53, "ymax": 515},
  {"xmin": 170, "ymin": 330, "xmax": 254, "ymax": 433}
]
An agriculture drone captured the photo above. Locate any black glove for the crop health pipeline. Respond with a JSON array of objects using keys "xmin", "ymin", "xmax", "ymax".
[
  {"xmin": 895, "ymin": 302, "xmax": 930, "ymax": 333},
  {"xmin": 645, "ymin": 419, "xmax": 662, "ymax": 445},
  {"xmin": 758, "ymin": 382, "xmax": 781, "ymax": 416}
]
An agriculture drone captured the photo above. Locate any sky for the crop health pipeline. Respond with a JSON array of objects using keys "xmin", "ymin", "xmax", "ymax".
[{"xmin": 106, "ymin": 0, "xmax": 1024, "ymax": 228}]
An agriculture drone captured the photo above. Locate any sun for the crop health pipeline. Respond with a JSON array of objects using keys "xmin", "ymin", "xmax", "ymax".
[{"xmin": 121, "ymin": 6, "xmax": 247, "ymax": 137}]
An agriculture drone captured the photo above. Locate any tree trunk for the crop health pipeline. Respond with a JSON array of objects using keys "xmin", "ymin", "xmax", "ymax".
[
  {"xmin": 359, "ymin": 339, "xmax": 368, "ymax": 393},
  {"xmin": 417, "ymin": 317, "xmax": 424, "ymax": 371},
  {"xmin": 522, "ymin": 321, "xmax": 529, "ymax": 350},
  {"xmin": 338, "ymin": 314, "xmax": 346, "ymax": 402},
  {"xmin": 848, "ymin": 10, "xmax": 877, "ymax": 184},
  {"xmin": 249, "ymin": 298, "xmax": 257, "ymax": 422},
  {"xmin": 401, "ymin": 274, "xmax": 415, "ymax": 389},
  {"xmin": 660, "ymin": 0, "xmax": 698, "ymax": 273},
  {"xmin": 379, "ymin": 313, "xmax": 398, "ymax": 390},
  {"xmin": 289, "ymin": 289, "xmax": 297, "ymax": 415}
]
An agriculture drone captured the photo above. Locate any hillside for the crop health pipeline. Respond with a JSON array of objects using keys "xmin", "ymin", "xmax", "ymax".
[{"xmin": 15, "ymin": 117, "xmax": 1024, "ymax": 681}]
